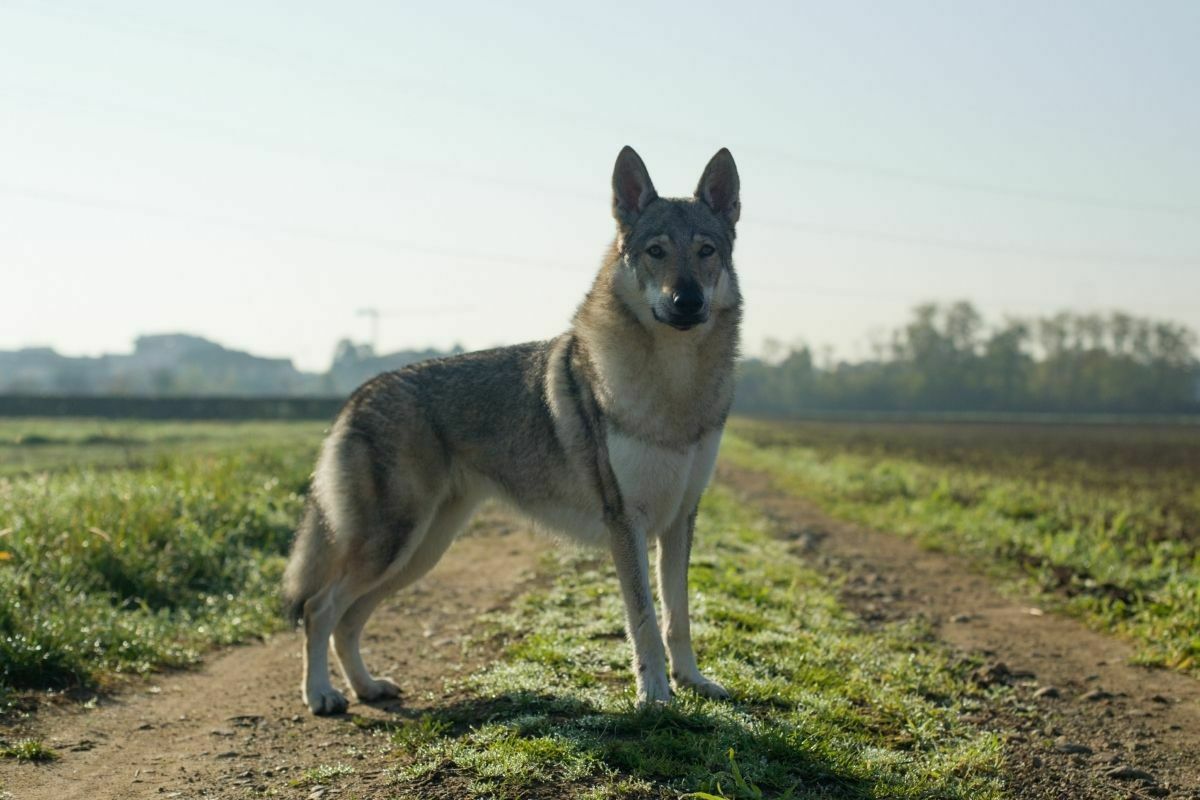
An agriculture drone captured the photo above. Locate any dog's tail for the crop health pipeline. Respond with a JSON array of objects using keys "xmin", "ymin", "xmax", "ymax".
[{"xmin": 282, "ymin": 499, "xmax": 335, "ymax": 626}]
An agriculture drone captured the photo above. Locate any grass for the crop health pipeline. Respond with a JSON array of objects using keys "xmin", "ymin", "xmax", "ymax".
[
  {"xmin": 9, "ymin": 414, "xmax": 1189, "ymax": 795},
  {"xmin": 0, "ymin": 737, "xmax": 59, "ymax": 762},
  {"xmin": 380, "ymin": 486, "xmax": 1005, "ymax": 799},
  {"xmin": 0, "ymin": 418, "xmax": 326, "ymax": 476},
  {"xmin": 291, "ymin": 762, "xmax": 355, "ymax": 788},
  {"xmin": 0, "ymin": 419, "xmax": 322, "ymax": 705},
  {"xmin": 723, "ymin": 418, "xmax": 1200, "ymax": 673}
]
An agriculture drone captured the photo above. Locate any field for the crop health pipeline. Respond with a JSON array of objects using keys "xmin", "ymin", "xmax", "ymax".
[
  {"xmin": 724, "ymin": 419, "xmax": 1200, "ymax": 673},
  {"xmin": 2, "ymin": 417, "xmax": 1198, "ymax": 798},
  {"xmin": 0, "ymin": 420, "xmax": 325, "ymax": 700},
  {"xmin": 0, "ymin": 418, "xmax": 328, "ymax": 476}
]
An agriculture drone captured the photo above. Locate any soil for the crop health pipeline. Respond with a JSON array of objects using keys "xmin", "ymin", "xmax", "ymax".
[
  {"xmin": 4, "ymin": 473, "xmax": 1199, "ymax": 800},
  {"xmin": 719, "ymin": 463, "xmax": 1200, "ymax": 800},
  {"xmin": 0, "ymin": 515, "xmax": 544, "ymax": 800}
]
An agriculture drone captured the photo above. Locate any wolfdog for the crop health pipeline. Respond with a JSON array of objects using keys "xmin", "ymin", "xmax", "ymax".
[{"xmin": 283, "ymin": 146, "xmax": 742, "ymax": 714}]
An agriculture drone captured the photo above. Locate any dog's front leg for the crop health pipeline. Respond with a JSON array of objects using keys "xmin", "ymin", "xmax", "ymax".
[
  {"xmin": 657, "ymin": 508, "xmax": 729, "ymax": 699},
  {"xmin": 609, "ymin": 521, "xmax": 671, "ymax": 705}
]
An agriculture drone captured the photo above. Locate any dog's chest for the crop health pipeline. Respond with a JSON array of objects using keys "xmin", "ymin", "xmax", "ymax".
[
  {"xmin": 593, "ymin": 334, "xmax": 732, "ymax": 447},
  {"xmin": 606, "ymin": 429, "xmax": 704, "ymax": 533}
]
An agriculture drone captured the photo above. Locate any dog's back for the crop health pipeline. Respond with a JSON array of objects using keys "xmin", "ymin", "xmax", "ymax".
[{"xmin": 284, "ymin": 340, "xmax": 574, "ymax": 619}]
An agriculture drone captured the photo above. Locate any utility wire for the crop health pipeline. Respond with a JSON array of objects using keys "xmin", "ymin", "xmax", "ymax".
[
  {"xmin": 1, "ymin": 3, "xmax": 1196, "ymax": 219},
  {"xmin": 742, "ymin": 149, "xmax": 1199, "ymax": 218},
  {"xmin": 4, "ymin": 181, "xmax": 1196, "ymax": 275},
  {"xmin": 0, "ymin": 86, "xmax": 603, "ymax": 206},
  {"xmin": 748, "ymin": 217, "xmax": 1198, "ymax": 268},
  {"xmin": 4, "ymin": 180, "xmax": 1199, "ymax": 314},
  {"xmin": 6, "ymin": 78, "xmax": 1195, "ymax": 221},
  {"xmin": 0, "ymin": 184, "xmax": 579, "ymax": 273}
]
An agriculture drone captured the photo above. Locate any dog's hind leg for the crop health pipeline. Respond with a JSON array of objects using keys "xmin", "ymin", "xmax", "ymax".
[
  {"xmin": 303, "ymin": 510, "xmax": 431, "ymax": 714},
  {"xmin": 331, "ymin": 492, "xmax": 480, "ymax": 703},
  {"xmin": 330, "ymin": 580, "xmax": 404, "ymax": 702},
  {"xmin": 301, "ymin": 575, "xmax": 363, "ymax": 715}
]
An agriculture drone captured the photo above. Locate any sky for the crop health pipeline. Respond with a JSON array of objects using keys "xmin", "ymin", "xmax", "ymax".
[{"xmin": 1, "ymin": 0, "xmax": 1198, "ymax": 372}]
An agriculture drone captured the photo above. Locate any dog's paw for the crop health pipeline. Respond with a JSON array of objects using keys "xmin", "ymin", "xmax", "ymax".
[
  {"xmin": 305, "ymin": 686, "xmax": 350, "ymax": 716},
  {"xmin": 637, "ymin": 673, "xmax": 673, "ymax": 707},
  {"xmin": 675, "ymin": 674, "xmax": 731, "ymax": 701},
  {"xmin": 353, "ymin": 676, "xmax": 402, "ymax": 702}
]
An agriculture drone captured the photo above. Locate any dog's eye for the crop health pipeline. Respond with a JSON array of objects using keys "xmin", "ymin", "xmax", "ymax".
[
  {"xmin": 646, "ymin": 245, "xmax": 666, "ymax": 259},
  {"xmin": 698, "ymin": 244, "xmax": 715, "ymax": 258}
]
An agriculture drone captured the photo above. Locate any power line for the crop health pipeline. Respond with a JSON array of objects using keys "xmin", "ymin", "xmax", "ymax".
[
  {"xmin": 747, "ymin": 217, "xmax": 1199, "ymax": 268},
  {"xmin": 5, "ymin": 183, "xmax": 1200, "ymax": 320},
  {"xmin": 739, "ymin": 148, "xmax": 1199, "ymax": 219},
  {"xmin": 0, "ymin": 183, "xmax": 583, "ymax": 273},
  {"xmin": 6, "ymin": 77, "xmax": 1196, "ymax": 221},
  {"xmin": 738, "ymin": 280, "xmax": 905, "ymax": 300},
  {"xmin": 3, "ymin": 182, "xmax": 1198, "ymax": 287},
  {"xmin": 1, "ymin": 4, "xmax": 1196, "ymax": 219},
  {"xmin": 0, "ymin": 86, "xmax": 604, "ymax": 206}
]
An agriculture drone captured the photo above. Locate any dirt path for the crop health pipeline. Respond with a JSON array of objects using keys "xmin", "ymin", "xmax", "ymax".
[
  {"xmin": 6, "ymin": 475, "xmax": 1200, "ymax": 799},
  {"xmin": 720, "ymin": 463, "xmax": 1200, "ymax": 800},
  {"xmin": 1, "ymin": 516, "xmax": 543, "ymax": 800}
]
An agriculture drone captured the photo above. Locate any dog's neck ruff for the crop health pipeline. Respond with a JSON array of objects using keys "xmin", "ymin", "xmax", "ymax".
[{"xmin": 569, "ymin": 262, "xmax": 740, "ymax": 449}]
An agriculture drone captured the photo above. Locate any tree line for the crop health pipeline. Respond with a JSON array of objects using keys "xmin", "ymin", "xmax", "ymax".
[{"xmin": 736, "ymin": 302, "xmax": 1200, "ymax": 415}]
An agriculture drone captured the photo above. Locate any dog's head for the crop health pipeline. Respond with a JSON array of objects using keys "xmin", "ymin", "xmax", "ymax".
[{"xmin": 611, "ymin": 146, "xmax": 740, "ymax": 332}]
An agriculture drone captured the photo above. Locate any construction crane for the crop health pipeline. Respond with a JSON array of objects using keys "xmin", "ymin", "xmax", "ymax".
[
  {"xmin": 356, "ymin": 306, "xmax": 479, "ymax": 353},
  {"xmin": 356, "ymin": 308, "xmax": 381, "ymax": 352}
]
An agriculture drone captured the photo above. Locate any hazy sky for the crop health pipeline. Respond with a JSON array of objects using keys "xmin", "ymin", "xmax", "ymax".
[{"xmin": 2, "ymin": 0, "xmax": 1198, "ymax": 371}]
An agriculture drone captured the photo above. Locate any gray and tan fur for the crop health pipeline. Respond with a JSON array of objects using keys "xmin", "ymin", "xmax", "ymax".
[{"xmin": 282, "ymin": 146, "xmax": 742, "ymax": 714}]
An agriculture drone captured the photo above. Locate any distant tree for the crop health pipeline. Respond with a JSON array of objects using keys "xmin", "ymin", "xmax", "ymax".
[
  {"xmin": 980, "ymin": 318, "xmax": 1031, "ymax": 409},
  {"xmin": 734, "ymin": 302, "xmax": 1199, "ymax": 416}
]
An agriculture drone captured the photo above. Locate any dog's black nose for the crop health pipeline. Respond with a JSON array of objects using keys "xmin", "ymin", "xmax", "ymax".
[{"xmin": 671, "ymin": 286, "xmax": 705, "ymax": 315}]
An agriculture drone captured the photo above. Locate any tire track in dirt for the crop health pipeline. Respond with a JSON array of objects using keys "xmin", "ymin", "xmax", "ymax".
[
  {"xmin": 720, "ymin": 463, "xmax": 1200, "ymax": 800},
  {"xmin": 1, "ymin": 514, "xmax": 543, "ymax": 800}
]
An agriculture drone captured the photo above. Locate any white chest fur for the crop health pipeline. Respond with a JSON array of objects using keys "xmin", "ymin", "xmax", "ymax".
[{"xmin": 606, "ymin": 428, "xmax": 722, "ymax": 534}]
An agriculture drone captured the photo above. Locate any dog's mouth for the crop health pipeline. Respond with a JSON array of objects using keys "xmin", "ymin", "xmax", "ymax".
[{"xmin": 652, "ymin": 308, "xmax": 709, "ymax": 331}]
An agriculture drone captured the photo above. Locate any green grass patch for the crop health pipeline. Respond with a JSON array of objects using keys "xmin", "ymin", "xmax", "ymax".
[
  {"xmin": 724, "ymin": 418, "xmax": 1200, "ymax": 673},
  {"xmin": 290, "ymin": 762, "xmax": 355, "ymax": 787},
  {"xmin": 0, "ymin": 418, "xmax": 326, "ymax": 476},
  {"xmin": 0, "ymin": 421, "xmax": 321, "ymax": 700},
  {"xmin": 384, "ymin": 487, "xmax": 1004, "ymax": 799},
  {"xmin": 389, "ymin": 713, "xmax": 455, "ymax": 752},
  {"xmin": 0, "ymin": 737, "xmax": 59, "ymax": 762}
]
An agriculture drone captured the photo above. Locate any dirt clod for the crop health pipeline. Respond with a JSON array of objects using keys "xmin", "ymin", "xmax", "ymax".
[
  {"xmin": 1053, "ymin": 738, "xmax": 1093, "ymax": 755},
  {"xmin": 971, "ymin": 662, "xmax": 1013, "ymax": 687},
  {"xmin": 1106, "ymin": 766, "xmax": 1157, "ymax": 782}
]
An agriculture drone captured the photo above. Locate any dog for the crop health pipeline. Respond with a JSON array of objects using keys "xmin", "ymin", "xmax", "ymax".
[{"xmin": 283, "ymin": 145, "xmax": 742, "ymax": 714}]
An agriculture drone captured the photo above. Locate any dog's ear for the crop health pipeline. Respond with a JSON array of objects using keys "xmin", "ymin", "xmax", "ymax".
[
  {"xmin": 612, "ymin": 146, "xmax": 658, "ymax": 228},
  {"xmin": 695, "ymin": 148, "xmax": 740, "ymax": 226}
]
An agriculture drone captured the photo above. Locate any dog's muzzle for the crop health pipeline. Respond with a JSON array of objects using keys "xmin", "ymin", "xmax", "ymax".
[
  {"xmin": 653, "ymin": 307, "xmax": 710, "ymax": 331},
  {"xmin": 654, "ymin": 285, "xmax": 708, "ymax": 330}
]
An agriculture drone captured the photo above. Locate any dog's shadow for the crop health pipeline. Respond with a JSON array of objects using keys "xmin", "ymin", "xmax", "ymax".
[{"xmin": 348, "ymin": 689, "xmax": 878, "ymax": 797}]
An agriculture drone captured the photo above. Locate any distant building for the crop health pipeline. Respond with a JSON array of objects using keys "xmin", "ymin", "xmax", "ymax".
[
  {"xmin": 0, "ymin": 334, "xmax": 459, "ymax": 397},
  {"xmin": 326, "ymin": 339, "xmax": 463, "ymax": 395}
]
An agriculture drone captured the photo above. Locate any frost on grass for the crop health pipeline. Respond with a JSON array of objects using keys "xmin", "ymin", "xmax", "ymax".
[
  {"xmin": 386, "ymin": 487, "xmax": 1005, "ymax": 799},
  {"xmin": 0, "ymin": 738, "xmax": 59, "ymax": 762},
  {"xmin": 0, "ymin": 441, "xmax": 314, "ymax": 699},
  {"xmin": 290, "ymin": 762, "xmax": 354, "ymax": 788},
  {"xmin": 723, "ymin": 421, "xmax": 1200, "ymax": 674}
]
